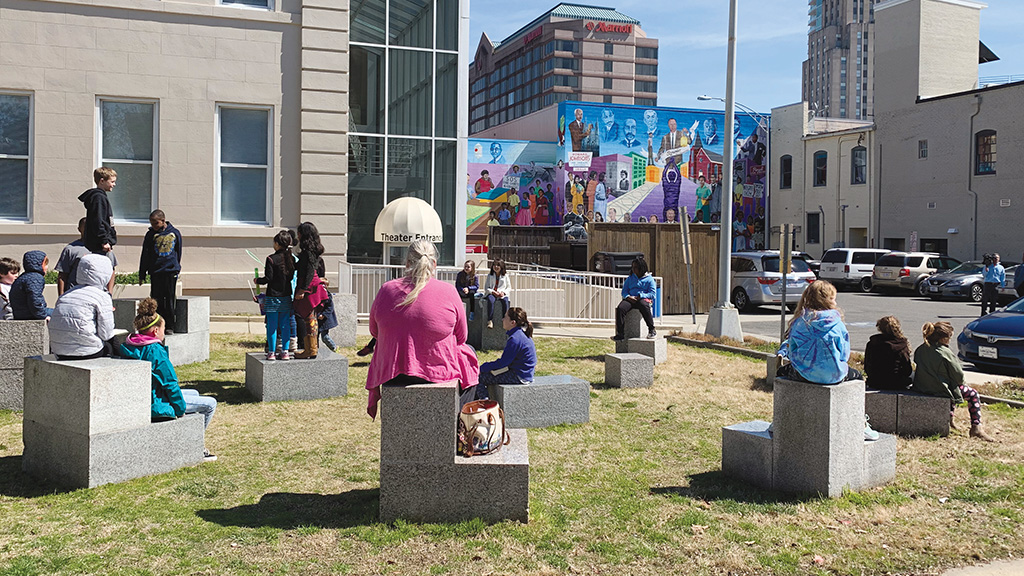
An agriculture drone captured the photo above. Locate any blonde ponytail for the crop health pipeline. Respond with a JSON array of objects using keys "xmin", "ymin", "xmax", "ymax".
[{"xmin": 399, "ymin": 239, "xmax": 437, "ymax": 306}]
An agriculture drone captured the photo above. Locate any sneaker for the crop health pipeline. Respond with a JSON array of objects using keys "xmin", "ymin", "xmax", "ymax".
[
  {"xmin": 277, "ymin": 350, "xmax": 291, "ymax": 361},
  {"xmin": 864, "ymin": 415, "xmax": 879, "ymax": 441},
  {"xmin": 356, "ymin": 343, "xmax": 374, "ymax": 357},
  {"xmin": 487, "ymin": 320, "xmax": 493, "ymax": 329},
  {"xmin": 203, "ymin": 449, "xmax": 218, "ymax": 462},
  {"xmin": 611, "ymin": 334, "xmax": 624, "ymax": 341},
  {"xmin": 265, "ymin": 352, "xmax": 277, "ymax": 361},
  {"xmin": 321, "ymin": 333, "xmax": 338, "ymax": 352},
  {"xmin": 647, "ymin": 330, "xmax": 657, "ymax": 339}
]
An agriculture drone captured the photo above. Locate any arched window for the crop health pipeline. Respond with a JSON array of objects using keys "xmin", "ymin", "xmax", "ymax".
[
  {"xmin": 813, "ymin": 150, "xmax": 827, "ymax": 186},
  {"xmin": 975, "ymin": 130, "xmax": 996, "ymax": 175},
  {"xmin": 851, "ymin": 146, "xmax": 867, "ymax": 184},
  {"xmin": 780, "ymin": 155, "xmax": 793, "ymax": 189}
]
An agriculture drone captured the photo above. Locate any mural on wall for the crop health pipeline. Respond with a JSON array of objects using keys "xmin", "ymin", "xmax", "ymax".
[
  {"xmin": 557, "ymin": 101, "xmax": 769, "ymax": 249},
  {"xmin": 466, "ymin": 140, "xmax": 560, "ymax": 248},
  {"xmin": 466, "ymin": 102, "xmax": 770, "ymax": 252}
]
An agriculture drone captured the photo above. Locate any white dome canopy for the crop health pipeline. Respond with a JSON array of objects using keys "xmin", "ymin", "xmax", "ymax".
[{"xmin": 373, "ymin": 196, "xmax": 444, "ymax": 244}]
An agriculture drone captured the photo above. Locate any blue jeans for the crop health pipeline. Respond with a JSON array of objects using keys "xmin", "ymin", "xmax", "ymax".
[
  {"xmin": 486, "ymin": 295, "xmax": 510, "ymax": 322},
  {"xmin": 476, "ymin": 369, "xmax": 530, "ymax": 399},
  {"xmin": 182, "ymin": 388, "xmax": 216, "ymax": 429},
  {"xmin": 266, "ymin": 304, "xmax": 293, "ymax": 352}
]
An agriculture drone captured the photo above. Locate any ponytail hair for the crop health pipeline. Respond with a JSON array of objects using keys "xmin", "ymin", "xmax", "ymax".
[
  {"xmin": 133, "ymin": 298, "xmax": 163, "ymax": 334},
  {"xmin": 274, "ymin": 230, "xmax": 295, "ymax": 275},
  {"xmin": 400, "ymin": 239, "xmax": 437, "ymax": 307},
  {"xmin": 507, "ymin": 306, "xmax": 533, "ymax": 338},
  {"xmin": 922, "ymin": 321, "xmax": 953, "ymax": 346}
]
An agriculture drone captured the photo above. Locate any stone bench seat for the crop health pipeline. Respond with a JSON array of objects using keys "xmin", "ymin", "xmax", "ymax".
[
  {"xmin": 614, "ymin": 337, "xmax": 667, "ymax": 364},
  {"xmin": 0, "ymin": 319, "xmax": 49, "ymax": 410},
  {"xmin": 604, "ymin": 352, "xmax": 654, "ymax": 388},
  {"xmin": 245, "ymin": 349, "xmax": 348, "ymax": 402},
  {"xmin": 113, "ymin": 296, "xmax": 210, "ymax": 366},
  {"xmin": 488, "ymin": 374, "xmax": 590, "ymax": 428},
  {"xmin": 865, "ymin": 388, "xmax": 950, "ymax": 437},
  {"xmin": 380, "ymin": 380, "xmax": 529, "ymax": 523},
  {"xmin": 22, "ymin": 356, "xmax": 205, "ymax": 488}
]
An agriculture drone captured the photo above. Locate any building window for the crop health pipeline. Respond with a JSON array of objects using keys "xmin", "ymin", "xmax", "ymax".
[
  {"xmin": 975, "ymin": 130, "xmax": 996, "ymax": 175},
  {"xmin": 636, "ymin": 46, "xmax": 658, "ymax": 59},
  {"xmin": 217, "ymin": 105, "xmax": 271, "ymax": 224},
  {"xmin": 603, "ymin": 78, "xmax": 613, "ymax": 90},
  {"xmin": 813, "ymin": 150, "xmax": 827, "ymax": 186},
  {"xmin": 635, "ymin": 63, "xmax": 657, "ymax": 76},
  {"xmin": 604, "ymin": 60, "xmax": 613, "ymax": 73},
  {"xmin": 603, "ymin": 95, "xmax": 613, "ymax": 103},
  {"xmin": 604, "ymin": 43, "xmax": 613, "ymax": 55},
  {"xmin": 850, "ymin": 146, "xmax": 866, "ymax": 185},
  {"xmin": 220, "ymin": 0, "xmax": 271, "ymax": 7},
  {"xmin": 634, "ymin": 80, "xmax": 657, "ymax": 93},
  {"xmin": 635, "ymin": 97, "xmax": 656, "ymax": 106},
  {"xmin": 807, "ymin": 212, "xmax": 821, "ymax": 244},
  {"xmin": 779, "ymin": 154, "xmax": 792, "ymax": 189},
  {"xmin": 918, "ymin": 139, "xmax": 928, "ymax": 159},
  {"xmin": 0, "ymin": 93, "xmax": 31, "ymax": 220},
  {"xmin": 98, "ymin": 99, "xmax": 157, "ymax": 221}
]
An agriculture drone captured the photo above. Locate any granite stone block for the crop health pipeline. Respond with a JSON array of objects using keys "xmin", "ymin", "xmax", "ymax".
[
  {"xmin": 112, "ymin": 298, "xmax": 140, "ymax": 332},
  {"xmin": 490, "ymin": 374, "xmax": 590, "ymax": 429},
  {"xmin": 604, "ymin": 352, "xmax": 653, "ymax": 388},
  {"xmin": 481, "ymin": 320, "xmax": 509, "ymax": 351},
  {"xmin": 328, "ymin": 293, "xmax": 357, "ymax": 348},
  {"xmin": 23, "ymin": 414, "xmax": 204, "ymax": 488},
  {"xmin": 772, "ymin": 378, "xmax": 867, "ymax": 497},
  {"xmin": 614, "ymin": 339, "xmax": 629, "ymax": 353},
  {"xmin": 623, "ymin": 309, "xmax": 644, "ymax": 339},
  {"xmin": 245, "ymin": 349, "xmax": 348, "ymax": 402},
  {"xmin": 173, "ymin": 296, "xmax": 210, "ymax": 334},
  {"xmin": 766, "ymin": 356, "xmax": 779, "ymax": 388},
  {"xmin": 381, "ymin": 380, "xmax": 461, "ymax": 463},
  {"xmin": 626, "ymin": 337, "xmax": 667, "ymax": 364},
  {"xmin": 898, "ymin": 392, "xmax": 950, "ymax": 437},
  {"xmin": 0, "ymin": 320, "xmax": 49, "ymax": 369},
  {"xmin": 0, "ymin": 369, "xmax": 23, "ymax": 411},
  {"xmin": 722, "ymin": 420, "xmax": 773, "ymax": 490},
  {"xmin": 862, "ymin": 432, "xmax": 897, "ymax": 489},
  {"xmin": 23, "ymin": 356, "xmax": 151, "ymax": 436},
  {"xmin": 466, "ymin": 297, "xmax": 486, "ymax": 350},
  {"xmin": 864, "ymin": 389, "xmax": 899, "ymax": 435},
  {"xmin": 165, "ymin": 331, "xmax": 210, "ymax": 366}
]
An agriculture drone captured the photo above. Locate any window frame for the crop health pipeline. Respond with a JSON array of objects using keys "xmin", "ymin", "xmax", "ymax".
[
  {"xmin": 218, "ymin": 0, "xmax": 274, "ymax": 9},
  {"xmin": 0, "ymin": 90, "xmax": 33, "ymax": 222},
  {"xmin": 975, "ymin": 129, "xmax": 996, "ymax": 175},
  {"xmin": 813, "ymin": 150, "xmax": 827, "ymax": 187},
  {"xmin": 806, "ymin": 212, "xmax": 821, "ymax": 244},
  {"xmin": 850, "ymin": 145, "xmax": 866, "ymax": 185},
  {"xmin": 215, "ymin": 103, "xmax": 274, "ymax": 226},
  {"xmin": 779, "ymin": 154, "xmax": 792, "ymax": 189},
  {"xmin": 918, "ymin": 139, "xmax": 928, "ymax": 159},
  {"xmin": 95, "ymin": 97, "xmax": 159, "ymax": 223}
]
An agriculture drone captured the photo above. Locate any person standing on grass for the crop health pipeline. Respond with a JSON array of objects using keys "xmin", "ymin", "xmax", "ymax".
[
  {"xmin": 980, "ymin": 253, "xmax": 1004, "ymax": 317},
  {"xmin": 139, "ymin": 210, "xmax": 183, "ymax": 334},
  {"xmin": 913, "ymin": 321, "xmax": 995, "ymax": 442}
]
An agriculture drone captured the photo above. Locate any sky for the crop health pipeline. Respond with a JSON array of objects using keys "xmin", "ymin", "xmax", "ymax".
[{"xmin": 469, "ymin": 0, "xmax": 1024, "ymax": 115}]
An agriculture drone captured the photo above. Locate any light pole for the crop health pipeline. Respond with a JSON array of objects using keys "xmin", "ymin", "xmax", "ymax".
[{"xmin": 704, "ymin": 0, "xmax": 743, "ymax": 341}]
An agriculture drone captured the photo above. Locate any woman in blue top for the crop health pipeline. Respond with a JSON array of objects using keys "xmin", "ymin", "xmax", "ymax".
[
  {"xmin": 613, "ymin": 257, "xmax": 657, "ymax": 340},
  {"xmin": 776, "ymin": 280, "xmax": 861, "ymax": 384},
  {"xmin": 476, "ymin": 307, "xmax": 537, "ymax": 400}
]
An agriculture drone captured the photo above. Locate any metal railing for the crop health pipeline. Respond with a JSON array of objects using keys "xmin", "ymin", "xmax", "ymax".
[{"xmin": 340, "ymin": 261, "xmax": 663, "ymax": 325}]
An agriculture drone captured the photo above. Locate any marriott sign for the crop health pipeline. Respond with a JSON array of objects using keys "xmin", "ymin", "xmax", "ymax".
[{"xmin": 585, "ymin": 21, "xmax": 632, "ymax": 34}]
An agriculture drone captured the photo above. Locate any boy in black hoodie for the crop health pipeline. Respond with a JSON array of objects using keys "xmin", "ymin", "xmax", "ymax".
[
  {"xmin": 139, "ymin": 210, "xmax": 183, "ymax": 334},
  {"xmin": 78, "ymin": 167, "xmax": 118, "ymax": 254}
]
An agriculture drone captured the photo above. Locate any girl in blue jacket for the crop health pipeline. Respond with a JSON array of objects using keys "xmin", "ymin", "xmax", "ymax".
[
  {"xmin": 777, "ymin": 280, "xmax": 862, "ymax": 384},
  {"xmin": 120, "ymin": 298, "xmax": 218, "ymax": 462},
  {"xmin": 476, "ymin": 307, "xmax": 537, "ymax": 400},
  {"xmin": 613, "ymin": 257, "xmax": 657, "ymax": 340}
]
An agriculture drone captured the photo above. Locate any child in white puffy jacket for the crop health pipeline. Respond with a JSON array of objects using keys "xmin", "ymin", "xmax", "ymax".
[{"xmin": 49, "ymin": 254, "xmax": 116, "ymax": 360}]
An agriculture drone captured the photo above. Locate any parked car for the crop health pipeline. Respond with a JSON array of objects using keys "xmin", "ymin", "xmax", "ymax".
[
  {"xmin": 957, "ymin": 296, "xmax": 1024, "ymax": 375},
  {"xmin": 927, "ymin": 261, "xmax": 1021, "ymax": 302},
  {"xmin": 818, "ymin": 248, "xmax": 890, "ymax": 292},
  {"xmin": 730, "ymin": 251, "xmax": 817, "ymax": 313},
  {"xmin": 872, "ymin": 252, "xmax": 961, "ymax": 296},
  {"xmin": 1000, "ymin": 265, "xmax": 1020, "ymax": 300},
  {"xmin": 792, "ymin": 252, "xmax": 821, "ymax": 276}
]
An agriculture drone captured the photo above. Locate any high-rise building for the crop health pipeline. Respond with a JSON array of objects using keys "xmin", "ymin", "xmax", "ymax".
[
  {"xmin": 802, "ymin": 0, "xmax": 876, "ymax": 120},
  {"xmin": 469, "ymin": 3, "xmax": 658, "ymax": 135}
]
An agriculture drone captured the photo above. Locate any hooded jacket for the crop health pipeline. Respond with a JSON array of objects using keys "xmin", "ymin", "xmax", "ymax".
[
  {"xmin": 78, "ymin": 187, "xmax": 117, "ymax": 253},
  {"xmin": 863, "ymin": 333, "xmax": 913, "ymax": 390},
  {"xmin": 10, "ymin": 250, "xmax": 48, "ymax": 320},
  {"xmin": 120, "ymin": 333, "xmax": 187, "ymax": 420},
  {"xmin": 912, "ymin": 343, "xmax": 964, "ymax": 402},
  {"xmin": 778, "ymin": 309, "xmax": 850, "ymax": 384},
  {"xmin": 139, "ymin": 222, "xmax": 183, "ymax": 281},
  {"xmin": 49, "ymin": 254, "xmax": 115, "ymax": 357},
  {"xmin": 622, "ymin": 272, "xmax": 657, "ymax": 300}
]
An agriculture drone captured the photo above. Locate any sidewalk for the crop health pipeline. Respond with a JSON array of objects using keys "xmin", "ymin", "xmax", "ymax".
[{"xmin": 941, "ymin": 559, "xmax": 1024, "ymax": 575}]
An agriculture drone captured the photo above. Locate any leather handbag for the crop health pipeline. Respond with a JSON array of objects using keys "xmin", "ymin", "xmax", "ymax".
[{"xmin": 457, "ymin": 399, "xmax": 510, "ymax": 457}]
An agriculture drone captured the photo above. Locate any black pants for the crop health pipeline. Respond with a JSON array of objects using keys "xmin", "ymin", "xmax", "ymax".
[
  {"xmin": 615, "ymin": 298, "xmax": 654, "ymax": 337},
  {"xmin": 150, "ymin": 272, "xmax": 178, "ymax": 331},
  {"xmin": 981, "ymin": 282, "xmax": 999, "ymax": 316},
  {"xmin": 56, "ymin": 339, "xmax": 117, "ymax": 361}
]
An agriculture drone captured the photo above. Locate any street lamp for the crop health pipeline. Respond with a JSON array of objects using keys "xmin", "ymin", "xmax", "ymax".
[
  {"xmin": 697, "ymin": 95, "xmax": 769, "ymax": 133},
  {"xmin": 703, "ymin": 0, "xmax": 743, "ymax": 341}
]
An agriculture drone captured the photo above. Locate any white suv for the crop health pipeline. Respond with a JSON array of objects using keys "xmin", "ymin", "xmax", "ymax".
[
  {"xmin": 818, "ymin": 248, "xmax": 890, "ymax": 292},
  {"xmin": 872, "ymin": 252, "xmax": 961, "ymax": 296}
]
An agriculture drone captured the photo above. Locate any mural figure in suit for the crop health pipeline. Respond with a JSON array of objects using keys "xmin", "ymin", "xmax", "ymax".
[{"xmin": 568, "ymin": 108, "xmax": 593, "ymax": 151}]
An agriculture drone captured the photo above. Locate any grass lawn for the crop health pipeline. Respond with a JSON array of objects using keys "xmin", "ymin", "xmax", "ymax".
[{"xmin": 1, "ymin": 334, "xmax": 1022, "ymax": 576}]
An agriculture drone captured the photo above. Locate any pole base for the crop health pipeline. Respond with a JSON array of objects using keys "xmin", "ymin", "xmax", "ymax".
[{"xmin": 705, "ymin": 306, "xmax": 743, "ymax": 341}]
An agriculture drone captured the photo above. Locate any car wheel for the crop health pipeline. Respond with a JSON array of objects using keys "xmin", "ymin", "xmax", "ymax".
[
  {"xmin": 916, "ymin": 279, "xmax": 930, "ymax": 297},
  {"xmin": 970, "ymin": 283, "xmax": 984, "ymax": 302},
  {"xmin": 858, "ymin": 277, "xmax": 872, "ymax": 293},
  {"xmin": 731, "ymin": 288, "xmax": 751, "ymax": 313}
]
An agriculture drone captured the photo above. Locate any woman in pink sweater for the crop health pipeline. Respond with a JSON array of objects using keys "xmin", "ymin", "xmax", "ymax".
[{"xmin": 365, "ymin": 240, "xmax": 480, "ymax": 419}]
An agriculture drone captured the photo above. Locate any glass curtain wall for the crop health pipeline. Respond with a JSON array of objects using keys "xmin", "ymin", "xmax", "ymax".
[{"xmin": 350, "ymin": 0, "xmax": 460, "ymax": 264}]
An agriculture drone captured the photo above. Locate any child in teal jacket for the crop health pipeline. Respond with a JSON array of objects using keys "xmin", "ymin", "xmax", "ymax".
[{"xmin": 120, "ymin": 298, "xmax": 218, "ymax": 461}]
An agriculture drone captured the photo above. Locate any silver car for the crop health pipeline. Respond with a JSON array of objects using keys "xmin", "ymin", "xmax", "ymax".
[
  {"xmin": 927, "ymin": 261, "xmax": 1021, "ymax": 302},
  {"xmin": 730, "ymin": 251, "xmax": 817, "ymax": 313}
]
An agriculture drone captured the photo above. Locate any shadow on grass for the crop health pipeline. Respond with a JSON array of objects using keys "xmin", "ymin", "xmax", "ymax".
[
  {"xmin": 562, "ymin": 355, "xmax": 606, "ymax": 363},
  {"xmin": 198, "ymin": 489, "xmax": 379, "ymax": 529},
  {"xmin": 234, "ymin": 340, "xmax": 266, "ymax": 350},
  {"xmin": 750, "ymin": 376, "xmax": 773, "ymax": 393},
  {"xmin": 652, "ymin": 470, "xmax": 815, "ymax": 504},
  {"xmin": 0, "ymin": 456, "xmax": 75, "ymax": 498},
  {"xmin": 184, "ymin": 380, "xmax": 257, "ymax": 405}
]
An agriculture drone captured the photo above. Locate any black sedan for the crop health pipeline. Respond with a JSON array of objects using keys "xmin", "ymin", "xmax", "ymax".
[{"xmin": 957, "ymin": 297, "xmax": 1024, "ymax": 375}]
